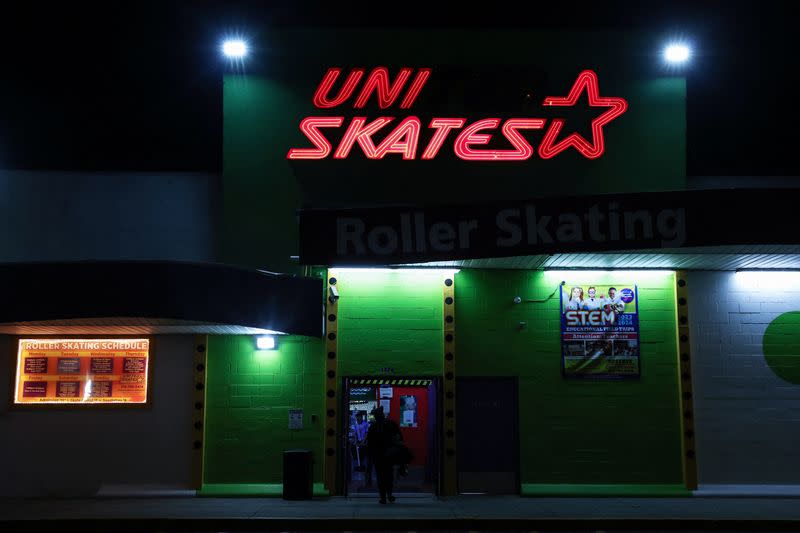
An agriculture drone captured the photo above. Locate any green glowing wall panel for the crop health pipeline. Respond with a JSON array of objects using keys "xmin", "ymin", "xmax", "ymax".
[
  {"xmin": 203, "ymin": 335, "xmax": 325, "ymax": 484},
  {"xmin": 333, "ymin": 269, "xmax": 446, "ymax": 376},
  {"xmin": 455, "ymin": 269, "xmax": 683, "ymax": 483},
  {"xmin": 763, "ymin": 311, "xmax": 800, "ymax": 384}
]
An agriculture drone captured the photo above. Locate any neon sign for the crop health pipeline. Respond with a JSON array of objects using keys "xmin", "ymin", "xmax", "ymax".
[{"xmin": 287, "ymin": 67, "xmax": 628, "ymax": 161}]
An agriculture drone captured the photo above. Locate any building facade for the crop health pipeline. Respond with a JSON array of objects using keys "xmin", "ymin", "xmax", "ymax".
[{"xmin": 2, "ymin": 27, "xmax": 800, "ymax": 499}]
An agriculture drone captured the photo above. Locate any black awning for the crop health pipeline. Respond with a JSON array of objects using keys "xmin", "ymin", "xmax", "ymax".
[
  {"xmin": 299, "ymin": 188, "xmax": 800, "ymax": 266},
  {"xmin": 0, "ymin": 261, "xmax": 323, "ymax": 338}
]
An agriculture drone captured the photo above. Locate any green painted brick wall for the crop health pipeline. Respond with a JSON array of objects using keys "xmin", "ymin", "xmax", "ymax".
[
  {"xmin": 456, "ymin": 269, "xmax": 683, "ymax": 484},
  {"xmin": 203, "ymin": 269, "xmax": 682, "ymax": 486},
  {"xmin": 333, "ymin": 269, "xmax": 447, "ymax": 377},
  {"xmin": 203, "ymin": 335, "xmax": 325, "ymax": 484}
]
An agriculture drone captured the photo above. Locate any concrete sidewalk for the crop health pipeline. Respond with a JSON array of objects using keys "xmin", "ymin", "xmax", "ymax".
[{"xmin": 3, "ymin": 494, "xmax": 800, "ymax": 530}]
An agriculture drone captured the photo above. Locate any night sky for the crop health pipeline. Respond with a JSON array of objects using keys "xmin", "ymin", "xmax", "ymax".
[{"xmin": 0, "ymin": 0, "xmax": 795, "ymax": 176}]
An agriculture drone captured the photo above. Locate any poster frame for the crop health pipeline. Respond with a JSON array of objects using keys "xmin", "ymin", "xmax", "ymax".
[
  {"xmin": 8, "ymin": 334, "xmax": 155, "ymax": 410},
  {"xmin": 558, "ymin": 284, "xmax": 642, "ymax": 380}
]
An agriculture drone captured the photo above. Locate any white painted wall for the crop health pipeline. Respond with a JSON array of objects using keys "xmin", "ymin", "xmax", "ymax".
[
  {"xmin": 0, "ymin": 335, "xmax": 195, "ymax": 497},
  {"xmin": 689, "ymin": 271, "xmax": 800, "ymax": 485}
]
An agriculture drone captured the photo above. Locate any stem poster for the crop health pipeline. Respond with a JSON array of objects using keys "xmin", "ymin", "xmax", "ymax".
[{"xmin": 559, "ymin": 284, "xmax": 640, "ymax": 379}]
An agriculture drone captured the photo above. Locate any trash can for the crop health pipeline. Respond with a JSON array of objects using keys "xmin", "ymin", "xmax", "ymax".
[{"xmin": 283, "ymin": 449, "xmax": 313, "ymax": 500}]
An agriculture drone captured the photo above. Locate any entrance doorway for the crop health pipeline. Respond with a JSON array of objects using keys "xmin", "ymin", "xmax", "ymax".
[
  {"xmin": 456, "ymin": 377, "xmax": 520, "ymax": 494},
  {"xmin": 341, "ymin": 377, "xmax": 440, "ymax": 496}
]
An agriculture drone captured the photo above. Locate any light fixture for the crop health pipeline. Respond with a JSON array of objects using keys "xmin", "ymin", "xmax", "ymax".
[
  {"xmin": 222, "ymin": 39, "xmax": 248, "ymax": 59},
  {"xmin": 664, "ymin": 43, "xmax": 691, "ymax": 65},
  {"xmin": 256, "ymin": 335, "xmax": 276, "ymax": 350},
  {"xmin": 734, "ymin": 270, "xmax": 800, "ymax": 289},
  {"xmin": 330, "ymin": 267, "xmax": 460, "ymax": 277},
  {"xmin": 543, "ymin": 269, "xmax": 674, "ymax": 278}
]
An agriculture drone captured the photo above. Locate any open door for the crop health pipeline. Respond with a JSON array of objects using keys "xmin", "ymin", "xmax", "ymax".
[{"xmin": 342, "ymin": 377, "xmax": 440, "ymax": 496}]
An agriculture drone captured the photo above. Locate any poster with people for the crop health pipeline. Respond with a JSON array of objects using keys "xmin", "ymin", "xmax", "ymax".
[{"xmin": 560, "ymin": 283, "xmax": 640, "ymax": 379}]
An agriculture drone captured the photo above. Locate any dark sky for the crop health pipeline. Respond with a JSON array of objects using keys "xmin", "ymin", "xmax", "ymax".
[{"xmin": 0, "ymin": 0, "xmax": 796, "ymax": 176}]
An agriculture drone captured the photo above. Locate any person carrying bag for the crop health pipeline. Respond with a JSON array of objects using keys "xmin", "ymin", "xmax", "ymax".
[
  {"xmin": 367, "ymin": 406, "xmax": 414, "ymax": 503},
  {"xmin": 385, "ymin": 431, "xmax": 413, "ymax": 477}
]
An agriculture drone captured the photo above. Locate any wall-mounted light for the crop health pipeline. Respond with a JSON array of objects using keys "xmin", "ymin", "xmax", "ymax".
[
  {"xmin": 256, "ymin": 335, "xmax": 277, "ymax": 350},
  {"xmin": 328, "ymin": 285, "xmax": 340, "ymax": 303},
  {"xmin": 222, "ymin": 38, "xmax": 248, "ymax": 59},
  {"xmin": 331, "ymin": 267, "xmax": 460, "ymax": 276},
  {"xmin": 734, "ymin": 269, "xmax": 800, "ymax": 289},
  {"xmin": 544, "ymin": 270, "xmax": 673, "ymax": 280},
  {"xmin": 659, "ymin": 38, "xmax": 693, "ymax": 71},
  {"xmin": 664, "ymin": 43, "xmax": 691, "ymax": 65}
]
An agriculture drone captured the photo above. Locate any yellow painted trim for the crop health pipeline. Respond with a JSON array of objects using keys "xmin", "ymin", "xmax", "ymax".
[
  {"xmin": 442, "ymin": 273, "xmax": 457, "ymax": 496},
  {"xmin": 324, "ymin": 269, "xmax": 340, "ymax": 495},
  {"xmin": 192, "ymin": 334, "xmax": 208, "ymax": 489},
  {"xmin": 675, "ymin": 271, "xmax": 698, "ymax": 490}
]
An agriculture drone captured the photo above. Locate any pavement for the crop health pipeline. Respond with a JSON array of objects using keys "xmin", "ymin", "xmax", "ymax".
[{"xmin": 3, "ymin": 494, "xmax": 800, "ymax": 531}]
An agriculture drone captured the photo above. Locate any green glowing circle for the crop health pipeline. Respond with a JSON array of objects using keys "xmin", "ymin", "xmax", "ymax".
[{"xmin": 763, "ymin": 312, "xmax": 800, "ymax": 384}]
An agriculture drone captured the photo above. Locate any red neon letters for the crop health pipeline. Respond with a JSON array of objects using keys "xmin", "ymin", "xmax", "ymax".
[
  {"xmin": 452, "ymin": 118, "xmax": 546, "ymax": 161},
  {"xmin": 288, "ymin": 67, "xmax": 627, "ymax": 161},
  {"xmin": 539, "ymin": 70, "xmax": 628, "ymax": 159},
  {"xmin": 287, "ymin": 117, "xmax": 344, "ymax": 159}
]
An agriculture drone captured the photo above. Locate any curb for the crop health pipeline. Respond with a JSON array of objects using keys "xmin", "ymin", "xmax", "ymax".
[{"xmin": 3, "ymin": 517, "xmax": 800, "ymax": 531}]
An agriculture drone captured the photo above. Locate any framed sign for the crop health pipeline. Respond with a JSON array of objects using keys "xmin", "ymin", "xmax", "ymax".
[
  {"xmin": 560, "ymin": 284, "xmax": 640, "ymax": 379},
  {"xmin": 288, "ymin": 408, "xmax": 304, "ymax": 429},
  {"xmin": 13, "ymin": 338, "xmax": 150, "ymax": 405},
  {"xmin": 350, "ymin": 386, "xmax": 376, "ymax": 401},
  {"xmin": 380, "ymin": 399, "xmax": 391, "ymax": 415},
  {"xmin": 399, "ymin": 395, "xmax": 418, "ymax": 428}
]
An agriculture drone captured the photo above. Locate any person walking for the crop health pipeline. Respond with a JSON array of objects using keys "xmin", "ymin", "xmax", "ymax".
[{"xmin": 366, "ymin": 406, "xmax": 401, "ymax": 504}]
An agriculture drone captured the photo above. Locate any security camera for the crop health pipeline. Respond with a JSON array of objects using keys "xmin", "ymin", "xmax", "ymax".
[{"xmin": 328, "ymin": 285, "xmax": 339, "ymax": 303}]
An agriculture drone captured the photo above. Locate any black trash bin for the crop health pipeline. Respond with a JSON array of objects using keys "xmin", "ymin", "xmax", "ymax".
[{"xmin": 283, "ymin": 449, "xmax": 313, "ymax": 500}]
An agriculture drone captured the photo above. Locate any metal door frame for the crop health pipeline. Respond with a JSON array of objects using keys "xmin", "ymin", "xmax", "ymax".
[{"xmin": 340, "ymin": 375, "xmax": 443, "ymax": 497}]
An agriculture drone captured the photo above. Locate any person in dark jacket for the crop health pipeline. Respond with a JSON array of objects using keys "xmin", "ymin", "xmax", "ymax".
[{"xmin": 366, "ymin": 406, "xmax": 401, "ymax": 504}]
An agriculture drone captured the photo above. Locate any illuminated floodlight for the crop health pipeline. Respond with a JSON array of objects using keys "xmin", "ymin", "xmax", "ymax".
[
  {"xmin": 664, "ymin": 43, "xmax": 691, "ymax": 64},
  {"xmin": 256, "ymin": 335, "xmax": 276, "ymax": 350},
  {"xmin": 222, "ymin": 39, "xmax": 247, "ymax": 59}
]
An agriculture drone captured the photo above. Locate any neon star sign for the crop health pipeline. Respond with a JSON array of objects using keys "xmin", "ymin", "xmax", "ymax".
[
  {"xmin": 287, "ymin": 67, "xmax": 628, "ymax": 161},
  {"xmin": 539, "ymin": 70, "xmax": 628, "ymax": 159}
]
